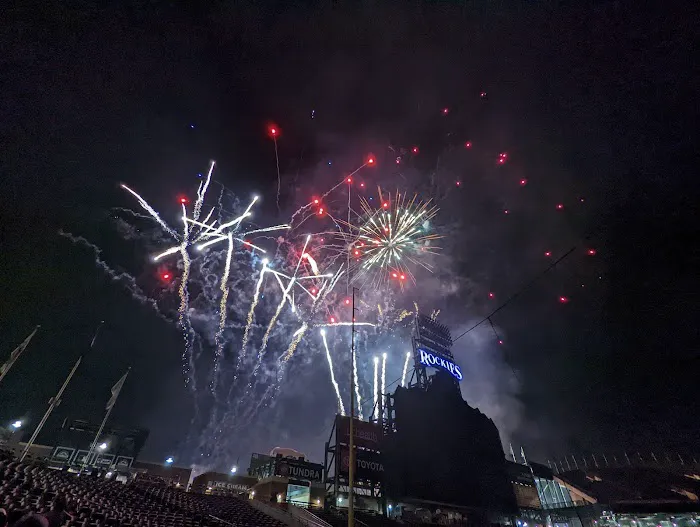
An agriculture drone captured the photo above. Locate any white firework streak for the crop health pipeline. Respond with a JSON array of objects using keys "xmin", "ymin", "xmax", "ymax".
[
  {"xmin": 237, "ymin": 259, "xmax": 268, "ymax": 371},
  {"xmin": 282, "ymin": 321, "xmax": 308, "ymax": 361},
  {"xmin": 372, "ymin": 356, "xmax": 379, "ymax": 420},
  {"xmin": 198, "ymin": 196, "xmax": 258, "ymax": 242},
  {"xmin": 177, "ymin": 204, "xmax": 195, "ymax": 388},
  {"xmin": 124, "ymin": 187, "xmax": 285, "ymax": 394},
  {"xmin": 120, "ymin": 184, "xmax": 179, "ymax": 238},
  {"xmin": 257, "ymin": 234, "xmax": 311, "ymax": 353},
  {"xmin": 244, "ymin": 268, "xmax": 322, "ymax": 420},
  {"xmin": 326, "ymin": 266, "xmax": 346, "ymax": 296},
  {"xmin": 200, "ymin": 205, "xmax": 216, "ymax": 228},
  {"xmin": 96, "ymin": 172, "xmax": 339, "ymax": 462},
  {"xmin": 302, "ymin": 253, "xmax": 320, "ymax": 275},
  {"xmin": 278, "ymin": 256, "xmax": 338, "ymax": 369},
  {"xmin": 320, "ymin": 322, "xmax": 376, "ymax": 328},
  {"xmin": 193, "ymin": 161, "xmax": 214, "ymax": 221},
  {"xmin": 122, "ymin": 169, "xmax": 221, "ymax": 393},
  {"xmin": 321, "ymin": 329, "xmax": 345, "ymax": 416},
  {"xmin": 259, "ymin": 272, "xmax": 325, "ymax": 374},
  {"xmin": 234, "ymin": 322, "xmax": 311, "ymax": 430},
  {"xmin": 210, "ymin": 232, "xmax": 235, "ymax": 395},
  {"xmin": 195, "ymin": 224, "xmax": 289, "ymax": 253},
  {"xmin": 353, "ymin": 335, "xmax": 363, "ymax": 420},
  {"xmin": 228, "ymin": 320, "xmax": 311, "ymax": 429},
  {"xmin": 240, "ymin": 266, "xmax": 345, "ymax": 425},
  {"xmin": 381, "ymin": 352, "xmax": 387, "ymax": 418},
  {"xmin": 401, "ymin": 350, "xmax": 412, "ymax": 387},
  {"xmin": 242, "ymin": 224, "xmax": 291, "ymax": 237},
  {"xmin": 258, "ymin": 274, "xmax": 296, "ymax": 356},
  {"xmin": 295, "ymin": 235, "xmax": 312, "ymax": 274},
  {"xmin": 153, "ymin": 246, "xmax": 181, "ymax": 261}
]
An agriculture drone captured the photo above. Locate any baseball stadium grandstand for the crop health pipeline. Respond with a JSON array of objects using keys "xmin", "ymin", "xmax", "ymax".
[{"xmin": 0, "ymin": 448, "xmax": 285, "ymax": 527}]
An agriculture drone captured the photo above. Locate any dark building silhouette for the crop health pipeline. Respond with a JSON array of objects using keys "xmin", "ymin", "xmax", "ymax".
[{"xmin": 383, "ymin": 371, "xmax": 517, "ymax": 515}]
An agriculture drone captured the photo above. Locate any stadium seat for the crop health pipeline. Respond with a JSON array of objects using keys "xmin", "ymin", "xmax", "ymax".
[{"xmin": 0, "ymin": 449, "xmax": 286, "ymax": 527}]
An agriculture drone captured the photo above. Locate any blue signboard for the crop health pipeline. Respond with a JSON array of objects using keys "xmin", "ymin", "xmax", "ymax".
[{"xmin": 417, "ymin": 348, "xmax": 463, "ymax": 381}]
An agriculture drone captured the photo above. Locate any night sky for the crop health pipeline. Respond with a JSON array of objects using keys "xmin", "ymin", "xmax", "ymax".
[{"xmin": 1, "ymin": 2, "xmax": 697, "ymax": 469}]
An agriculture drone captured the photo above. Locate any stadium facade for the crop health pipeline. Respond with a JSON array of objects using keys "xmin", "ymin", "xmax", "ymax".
[
  {"xmin": 190, "ymin": 471, "xmax": 258, "ymax": 495},
  {"xmin": 247, "ymin": 451, "xmax": 325, "ymax": 506}
]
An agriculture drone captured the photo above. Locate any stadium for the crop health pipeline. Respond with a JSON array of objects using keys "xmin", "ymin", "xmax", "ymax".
[
  {"xmin": 2, "ymin": 0, "xmax": 697, "ymax": 526},
  {"xmin": 2, "ymin": 315, "xmax": 698, "ymax": 527}
]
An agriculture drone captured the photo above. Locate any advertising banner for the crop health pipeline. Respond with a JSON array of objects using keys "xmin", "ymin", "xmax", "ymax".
[
  {"xmin": 115, "ymin": 456, "xmax": 134, "ymax": 469},
  {"xmin": 275, "ymin": 458, "xmax": 323, "ymax": 482},
  {"xmin": 336, "ymin": 416, "xmax": 382, "ymax": 451},
  {"xmin": 52, "ymin": 446, "xmax": 75, "ymax": 463},
  {"xmin": 95, "ymin": 453, "xmax": 114, "ymax": 467},
  {"xmin": 74, "ymin": 450, "xmax": 93, "ymax": 465},
  {"xmin": 208, "ymin": 481, "xmax": 252, "ymax": 492},
  {"xmin": 339, "ymin": 447, "xmax": 384, "ymax": 482}
]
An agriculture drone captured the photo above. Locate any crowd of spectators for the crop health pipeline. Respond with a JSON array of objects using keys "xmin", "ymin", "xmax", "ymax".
[{"xmin": 0, "ymin": 450, "xmax": 283, "ymax": 527}]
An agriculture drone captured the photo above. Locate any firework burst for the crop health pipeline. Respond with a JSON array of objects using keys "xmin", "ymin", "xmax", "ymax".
[
  {"xmin": 349, "ymin": 190, "xmax": 441, "ymax": 288},
  {"xmin": 66, "ymin": 150, "xmax": 441, "ymax": 468}
]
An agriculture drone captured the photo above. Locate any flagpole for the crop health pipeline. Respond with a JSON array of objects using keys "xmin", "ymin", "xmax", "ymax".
[
  {"xmin": 19, "ymin": 321, "xmax": 103, "ymax": 462},
  {"xmin": 82, "ymin": 367, "xmax": 130, "ymax": 473},
  {"xmin": 20, "ymin": 356, "xmax": 82, "ymax": 462},
  {"xmin": 0, "ymin": 325, "xmax": 40, "ymax": 385},
  {"xmin": 82, "ymin": 395, "xmax": 116, "ymax": 472}
]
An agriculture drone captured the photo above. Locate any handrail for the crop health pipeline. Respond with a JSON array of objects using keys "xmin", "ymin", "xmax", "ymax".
[
  {"xmin": 287, "ymin": 504, "xmax": 334, "ymax": 527},
  {"xmin": 208, "ymin": 514, "xmax": 235, "ymax": 527},
  {"xmin": 248, "ymin": 499, "xmax": 301, "ymax": 527}
]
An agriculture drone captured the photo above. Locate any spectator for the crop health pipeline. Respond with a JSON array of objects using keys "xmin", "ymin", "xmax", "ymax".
[
  {"xmin": 0, "ymin": 508, "xmax": 8, "ymax": 527},
  {"xmin": 13, "ymin": 513, "xmax": 48, "ymax": 527},
  {"xmin": 44, "ymin": 495, "xmax": 70, "ymax": 527}
]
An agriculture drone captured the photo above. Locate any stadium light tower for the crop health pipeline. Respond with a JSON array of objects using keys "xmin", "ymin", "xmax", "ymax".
[
  {"xmin": 98, "ymin": 442, "xmax": 108, "ymax": 451},
  {"xmin": 11, "ymin": 420, "xmax": 22, "ymax": 429},
  {"xmin": 230, "ymin": 465, "xmax": 237, "ymax": 474},
  {"xmin": 165, "ymin": 457, "xmax": 174, "ymax": 464}
]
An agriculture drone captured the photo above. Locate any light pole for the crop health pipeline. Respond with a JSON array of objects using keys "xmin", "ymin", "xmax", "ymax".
[{"xmin": 348, "ymin": 287, "xmax": 357, "ymax": 527}]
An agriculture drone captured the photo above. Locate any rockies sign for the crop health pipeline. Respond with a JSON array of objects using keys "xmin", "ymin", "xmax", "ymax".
[{"xmin": 417, "ymin": 348, "xmax": 463, "ymax": 381}]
